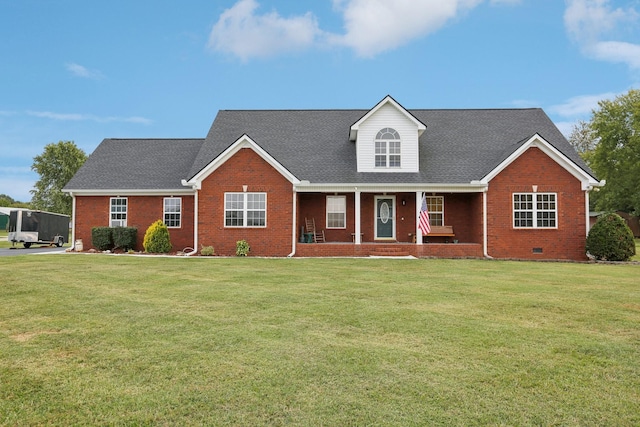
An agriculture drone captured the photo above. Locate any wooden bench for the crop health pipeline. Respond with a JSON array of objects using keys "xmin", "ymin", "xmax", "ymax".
[
  {"xmin": 428, "ymin": 225, "xmax": 455, "ymax": 237},
  {"xmin": 411, "ymin": 225, "xmax": 455, "ymax": 242}
]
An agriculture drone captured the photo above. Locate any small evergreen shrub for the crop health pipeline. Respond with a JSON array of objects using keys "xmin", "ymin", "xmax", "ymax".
[
  {"xmin": 236, "ymin": 239, "xmax": 250, "ymax": 256},
  {"xmin": 143, "ymin": 220, "xmax": 172, "ymax": 253},
  {"xmin": 586, "ymin": 213, "xmax": 636, "ymax": 261},
  {"xmin": 112, "ymin": 227, "xmax": 137, "ymax": 251},
  {"xmin": 200, "ymin": 245, "xmax": 215, "ymax": 256},
  {"xmin": 91, "ymin": 227, "xmax": 113, "ymax": 251}
]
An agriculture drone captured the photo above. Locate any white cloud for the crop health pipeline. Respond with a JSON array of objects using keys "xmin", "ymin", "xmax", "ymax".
[
  {"xmin": 331, "ymin": 0, "xmax": 484, "ymax": 57},
  {"xmin": 65, "ymin": 62, "xmax": 105, "ymax": 80},
  {"xmin": 547, "ymin": 92, "xmax": 617, "ymax": 118},
  {"xmin": 26, "ymin": 111, "xmax": 153, "ymax": 125},
  {"xmin": 208, "ymin": 0, "xmax": 518, "ymax": 60},
  {"xmin": 564, "ymin": 0, "xmax": 640, "ymax": 69},
  {"xmin": 547, "ymin": 91, "xmax": 620, "ymax": 138},
  {"xmin": 207, "ymin": 0, "xmax": 323, "ymax": 61},
  {"xmin": 589, "ymin": 41, "xmax": 640, "ymax": 69}
]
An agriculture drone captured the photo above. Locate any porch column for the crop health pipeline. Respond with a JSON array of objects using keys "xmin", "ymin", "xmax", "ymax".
[
  {"xmin": 354, "ymin": 189, "xmax": 361, "ymax": 244},
  {"xmin": 415, "ymin": 191, "xmax": 423, "ymax": 245}
]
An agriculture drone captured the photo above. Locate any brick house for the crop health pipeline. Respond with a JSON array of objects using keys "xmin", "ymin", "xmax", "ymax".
[{"xmin": 63, "ymin": 96, "xmax": 603, "ymax": 260}]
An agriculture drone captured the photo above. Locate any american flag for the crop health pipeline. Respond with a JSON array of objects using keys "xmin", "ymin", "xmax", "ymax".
[{"xmin": 418, "ymin": 194, "xmax": 431, "ymax": 235}]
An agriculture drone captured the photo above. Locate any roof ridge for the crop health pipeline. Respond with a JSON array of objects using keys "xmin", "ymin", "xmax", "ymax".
[
  {"xmin": 104, "ymin": 137, "xmax": 204, "ymax": 141},
  {"xmin": 218, "ymin": 107, "xmax": 543, "ymax": 112}
]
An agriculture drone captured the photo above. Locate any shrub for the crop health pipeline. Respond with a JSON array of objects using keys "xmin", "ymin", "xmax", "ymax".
[
  {"xmin": 91, "ymin": 227, "xmax": 113, "ymax": 251},
  {"xmin": 200, "ymin": 245, "xmax": 215, "ymax": 256},
  {"xmin": 112, "ymin": 227, "xmax": 137, "ymax": 251},
  {"xmin": 236, "ymin": 239, "xmax": 250, "ymax": 256},
  {"xmin": 143, "ymin": 220, "xmax": 172, "ymax": 253},
  {"xmin": 586, "ymin": 213, "xmax": 636, "ymax": 261}
]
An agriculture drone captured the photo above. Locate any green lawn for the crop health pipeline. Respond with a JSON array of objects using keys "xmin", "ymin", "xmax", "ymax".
[{"xmin": 0, "ymin": 255, "xmax": 638, "ymax": 425}]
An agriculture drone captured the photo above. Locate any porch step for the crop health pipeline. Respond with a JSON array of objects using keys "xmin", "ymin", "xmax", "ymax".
[{"xmin": 368, "ymin": 247, "xmax": 411, "ymax": 257}]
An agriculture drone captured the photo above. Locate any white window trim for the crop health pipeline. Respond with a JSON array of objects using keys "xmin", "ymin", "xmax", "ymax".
[
  {"xmin": 224, "ymin": 192, "xmax": 267, "ymax": 228},
  {"xmin": 426, "ymin": 196, "xmax": 444, "ymax": 227},
  {"xmin": 163, "ymin": 197, "xmax": 182, "ymax": 228},
  {"xmin": 513, "ymin": 192, "xmax": 558, "ymax": 229},
  {"xmin": 326, "ymin": 195, "xmax": 346, "ymax": 229},
  {"xmin": 374, "ymin": 128, "xmax": 401, "ymax": 169},
  {"xmin": 109, "ymin": 197, "xmax": 127, "ymax": 227}
]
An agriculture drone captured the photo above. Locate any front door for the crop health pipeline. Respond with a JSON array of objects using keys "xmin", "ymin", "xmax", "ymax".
[{"xmin": 375, "ymin": 196, "xmax": 395, "ymax": 240}]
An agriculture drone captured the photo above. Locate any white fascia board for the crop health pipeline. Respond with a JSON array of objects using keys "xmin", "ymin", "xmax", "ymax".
[
  {"xmin": 349, "ymin": 95, "xmax": 427, "ymax": 141},
  {"xmin": 186, "ymin": 134, "xmax": 300, "ymax": 187},
  {"xmin": 62, "ymin": 189, "xmax": 195, "ymax": 196},
  {"xmin": 294, "ymin": 182, "xmax": 487, "ymax": 193},
  {"xmin": 480, "ymin": 134, "xmax": 603, "ymax": 191}
]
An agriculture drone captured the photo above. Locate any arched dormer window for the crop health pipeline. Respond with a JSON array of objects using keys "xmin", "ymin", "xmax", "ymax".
[{"xmin": 375, "ymin": 128, "xmax": 401, "ymax": 168}]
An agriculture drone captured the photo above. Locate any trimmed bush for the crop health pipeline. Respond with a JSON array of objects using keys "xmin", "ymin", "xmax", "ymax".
[
  {"xmin": 586, "ymin": 213, "xmax": 636, "ymax": 261},
  {"xmin": 200, "ymin": 245, "xmax": 214, "ymax": 256},
  {"xmin": 91, "ymin": 227, "xmax": 113, "ymax": 251},
  {"xmin": 236, "ymin": 239, "xmax": 250, "ymax": 256},
  {"xmin": 112, "ymin": 227, "xmax": 137, "ymax": 251},
  {"xmin": 143, "ymin": 220, "xmax": 172, "ymax": 253}
]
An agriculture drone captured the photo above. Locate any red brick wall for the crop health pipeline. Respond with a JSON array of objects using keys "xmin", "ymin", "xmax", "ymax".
[
  {"xmin": 74, "ymin": 195, "xmax": 195, "ymax": 251},
  {"xmin": 486, "ymin": 147, "xmax": 587, "ymax": 260},
  {"xmin": 198, "ymin": 148, "xmax": 294, "ymax": 256}
]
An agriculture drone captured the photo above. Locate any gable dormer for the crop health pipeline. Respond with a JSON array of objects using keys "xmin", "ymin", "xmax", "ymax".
[{"xmin": 350, "ymin": 96, "xmax": 426, "ymax": 173}]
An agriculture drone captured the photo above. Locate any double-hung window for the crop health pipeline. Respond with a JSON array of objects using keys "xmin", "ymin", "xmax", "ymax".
[
  {"xmin": 374, "ymin": 128, "xmax": 401, "ymax": 168},
  {"xmin": 225, "ymin": 192, "xmax": 266, "ymax": 227},
  {"xmin": 513, "ymin": 193, "xmax": 557, "ymax": 228},
  {"xmin": 426, "ymin": 196, "xmax": 444, "ymax": 226},
  {"xmin": 110, "ymin": 197, "xmax": 127, "ymax": 227},
  {"xmin": 163, "ymin": 198, "xmax": 181, "ymax": 228},
  {"xmin": 326, "ymin": 196, "xmax": 346, "ymax": 229}
]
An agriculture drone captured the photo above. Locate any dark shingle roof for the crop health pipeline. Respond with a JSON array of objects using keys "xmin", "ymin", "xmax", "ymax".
[
  {"xmin": 64, "ymin": 139, "xmax": 204, "ymax": 191},
  {"xmin": 189, "ymin": 108, "xmax": 593, "ymax": 183},
  {"xmin": 66, "ymin": 107, "xmax": 594, "ymax": 192}
]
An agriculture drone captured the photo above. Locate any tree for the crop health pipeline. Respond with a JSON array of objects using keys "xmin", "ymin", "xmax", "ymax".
[
  {"xmin": 589, "ymin": 89, "xmax": 640, "ymax": 216},
  {"xmin": 30, "ymin": 141, "xmax": 86, "ymax": 216},
  {"xmin": 567, "ymin": 120, "xmax": 596, "ymax": 164},
  {"xmin": 0, "ymin": 194, "xmax": 29, "ymax": 208}
]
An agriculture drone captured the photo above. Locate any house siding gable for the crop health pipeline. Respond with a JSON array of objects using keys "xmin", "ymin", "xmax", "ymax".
[
  {"xmin": 356, "ymin": 103, "xmax": 420, "ymax": 172},
  {"xmin": 486, "ymin": 147, "xmax": 587, "ymax": 260}
]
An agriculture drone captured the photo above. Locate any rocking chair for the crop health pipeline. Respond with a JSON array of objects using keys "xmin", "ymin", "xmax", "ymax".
[{"xmin": 304, "ymin": 217, "xmax": 325, "ymax": 243}]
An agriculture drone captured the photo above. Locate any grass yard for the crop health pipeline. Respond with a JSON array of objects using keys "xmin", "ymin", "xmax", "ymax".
[{"xmin": 0, "ymin": 255, "xmax": 638, "ymax": 426}]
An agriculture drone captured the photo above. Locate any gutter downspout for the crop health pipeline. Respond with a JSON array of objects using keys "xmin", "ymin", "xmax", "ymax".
[
  {"xmin": 182, "ymin": 181, "xmax": 198, "ymax": 256},
  {"xmin": 585, "ymin": 187, "xmax": 591, "ymax": 237},
  {"xmin": 287, "ymin": 188, "xmax": 297, "ymax": 257},
  {"xmin": 483, "ymin": 189, "xmax": 493, "ymax": 259},
  {"xmin": 70, "ymin": 193, "xmax": 76, "ymax": 251}
]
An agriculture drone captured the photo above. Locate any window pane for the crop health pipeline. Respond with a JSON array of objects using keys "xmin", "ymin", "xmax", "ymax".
[
  {"xmin": 514, "ymin": 193, "xmax": 556, "ymax": 228},
  {"xmin": 110, "ymin": 198, "xmax": 127, "ymax": 227},
  {"xmin": 225, "ymin": 192, "xmax": 266, "ymax": 227},
  {"xmin": 327, "ymin": 196, "xmax": 346, "ymax": 228},
  {"xmin": 164, "ymin": 198, "xmax": 181, "ymax": 227},
  {"xmin": 426, "ymin": 197, "xmax": 444, "ymax": 226}
]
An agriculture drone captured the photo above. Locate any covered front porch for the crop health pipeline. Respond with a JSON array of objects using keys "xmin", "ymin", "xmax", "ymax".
[{"xmin": 293, "ymin": 186, "xmax": 486, "ymax": 258}]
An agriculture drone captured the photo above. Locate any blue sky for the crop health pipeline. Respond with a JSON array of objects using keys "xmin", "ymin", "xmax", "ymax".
[{"xmin": 1, "ymin": 0, "xmax": 639, "ymax": 203}]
